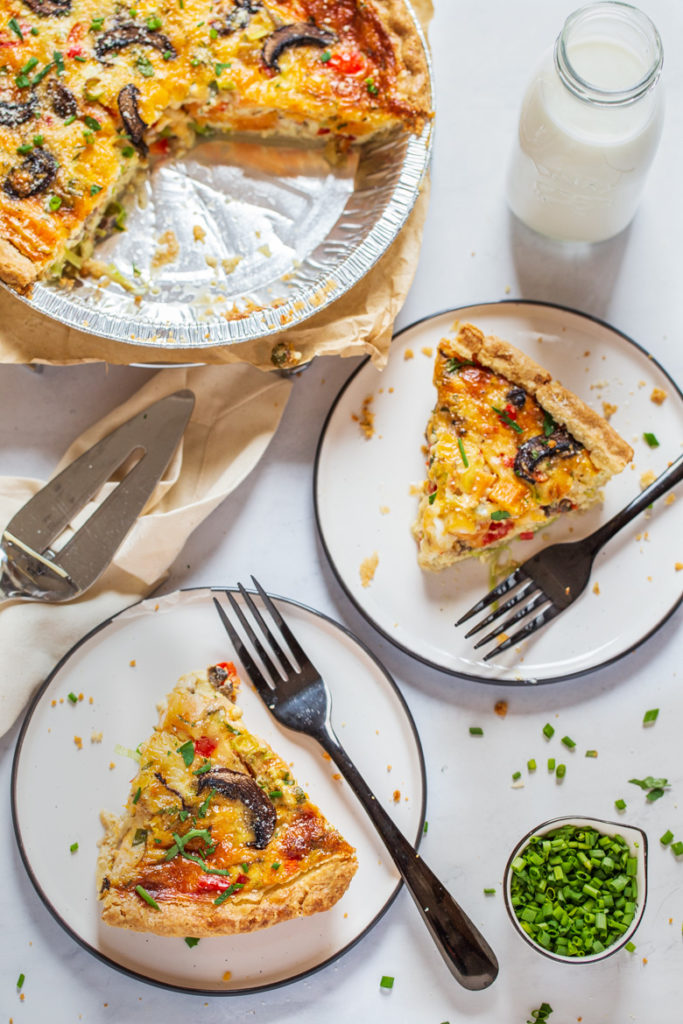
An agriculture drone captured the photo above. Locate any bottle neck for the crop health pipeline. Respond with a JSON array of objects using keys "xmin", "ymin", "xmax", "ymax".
[{"xmin": 554, "ymin": 1, "xmax": 663, "ymax": 107}]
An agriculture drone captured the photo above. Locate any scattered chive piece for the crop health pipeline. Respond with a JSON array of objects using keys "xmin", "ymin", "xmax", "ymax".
[
  {"xmin": 135, "ymin": 884, "xmax": 160, "ymax": 910},
  {"xmin": 483, "ymin": 887, "xmax": 496, "ymax": 895},
  {"xmin": 561, "ymin": 736, "xmax": 576, "ymax": 749},
  {"xmin": 268, "ymin": 789, "xmax": 283, "ymax": 799},
  {"xmin": 527, "ymin": 1005, "xmax": 553, "ymax": 1024},
  {"xmin": 642, "ymin": 708, "xmax": 659, "ymax": 725},
  {"xmin": 67, "ymin": 691, "xmax": 78, "ymax": 703},
  {"xmin": 585, "ymin": 750, "xmax": 598, "ymax": 758},
  {"xmin": 643, "ymin": 432, "xmax": 659, "ymax": 448},
  {"xmin": 16, "ymin": 973, "xmax": 25, "ymax": 990},
  {"xmin": 625, "ymin": 941, "xmax": 636, "ymax": 952},
  {"xmin": 660, "ymin": 830, "xmax": 674, "ymax": 846},
  {"xmin": 492, "ymin": 405, "xmax": 523, "ymax": 433},
  {"xmin": 64, "ymin": 114, "xmax": 77, "ymax": 125},
  {"xmin": 184, "ymin": 937, "xmax": 200, "ymax": 948},
  {"xmin": 491, "ymin": 509, "xmax": 511, "ymax": 521},
  {"xmin": 527, "ymin": 759, "xmax": 537, "ymax": 771},
  {"xmin": 423, "ymin": 821, "xmax": 429, "ymax": 835},
  {"xmin": 469, "ymin": 726, "xmax": 484, "ymax": 736},
  {"xmin": 672, "ymin": 842, "xmax": 683, "ymax": 857},
  {"xmin": 547, "ymin": 757, "xmax": 556, "ymax": 772},
  {"xmin": 555, "ymin": 763, "xmax": 566, "ymax": 779},
  {"xmin": 512, "ymin": 770, "xmax": 522, "ymax": 781},
  {"xmin": 428, "ymin": 491, "xmax": 436, "ymax": 505},
  {"xmin": 379, "ymin": 975, "xmax": 394, "ymax": 989},
  {"xmin": 457, "ymin": 436, "xmax": 469, "ymax": 467},
  {"xmin": 48, "ymin": 194, "xmax": 62, "ymax": 212},
  {"xmin": 132, "ymin": 786, "xmax": 142, "ymax": 804},
  {"xmin": 615, "ymin": 798, "xmax": 627, "ymax": 810},
  {"xmin": 542, "ymin": 723, "xmax": 555, "ymax": 740},
  {"xmin": 510, "ymin": 825, "xmax": 639, "ymax": 958},
  {"xmin": 69, "ymin": 841, "xmax": 78, "ymax": 853},
  {"xmin": 8, "ymin": 17, "xmax": 24, "ymax": 39}
]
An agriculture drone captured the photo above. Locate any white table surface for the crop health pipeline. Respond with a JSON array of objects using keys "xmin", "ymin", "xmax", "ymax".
[{"xmin": 2, "ymin": 2, "xmax": 682, "ymax": 1021}]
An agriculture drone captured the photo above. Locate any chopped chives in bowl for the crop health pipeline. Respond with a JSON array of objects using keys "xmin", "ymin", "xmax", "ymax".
[{"xmin": 504, "ymin": 819, "xmax": 646, "ymax": 962}]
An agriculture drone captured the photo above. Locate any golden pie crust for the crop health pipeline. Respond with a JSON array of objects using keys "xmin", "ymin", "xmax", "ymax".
[
  {"xmin": 413, "ymin": 322, "xmax": 634, "ymax": 570},
  {"xmin": 97, "ymin": 663, "xmax": 357, "ymax": 935}
]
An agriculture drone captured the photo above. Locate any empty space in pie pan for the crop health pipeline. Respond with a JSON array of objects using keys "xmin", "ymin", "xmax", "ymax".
[
  {"xmin": 11, "ymin": 587, "xmax": 426, "ymax": 993},
  {"xmin": 4, "ymin": 9, "xmax": 432, "ymax": 351}
]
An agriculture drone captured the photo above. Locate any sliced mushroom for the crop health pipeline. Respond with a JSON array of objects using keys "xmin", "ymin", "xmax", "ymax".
[
  {"xmin": 506, "ymin": 386, "xmax": 527, "ymax": 408},
  {"xmin": 21, "ymin": 0, "xmax": 71, "ymax": 15},
  {"xmin": 47, "ymin": 80, "xmax": 78, "ymax": 119},
  {"xmin": 95, "ymin": 20, "xmax": 177, "ymax": 61},
  {"xmin": 3, "ymin": 148, "xmax": 58, "ymax": 199},
  {"xmin": 117, "ymin": 83, "xmax": 148, "ymax": 154},
  {"xmin": 208, "ymin": 663, "xmax": 234, "ymax": 697},
  {"xmin": 262, "ymin": 22, "xmax": 336, "ymax": 73},
  {"xmin": 514, "ymin": 428, "xmax": 583, "ymax": 484},
  {"xmin": 211, "ymin": 0, "xmax": 261, "ymax": 36},
  {"xmin": 197, "ymin": 768, "xmax": 276, "ymax": 849},
  {"xmin": 0, "ymin": 94, "xmax": 38, "ymax": 129}
]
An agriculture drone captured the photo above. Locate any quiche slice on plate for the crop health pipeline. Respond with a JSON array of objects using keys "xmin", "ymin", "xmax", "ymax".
[
  {"xmin": 412, "ymin": 323, "xmax": 634, "ymax": 571},
  {"xmin": 0, "ymin": 0, "xmax": 431, "ymax": 289},
  {"xmin": 97, "ymin": 662, "xmax": 357, "ymax": 935}
]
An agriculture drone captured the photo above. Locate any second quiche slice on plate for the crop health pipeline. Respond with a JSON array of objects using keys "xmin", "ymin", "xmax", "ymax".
[
  {"xmin": 412, "ymin": 323, "xmax": 634, "ymax": 571},
  {"xmin": 97, "ymin": 662, "xmax": 357, "ymax": 936}
]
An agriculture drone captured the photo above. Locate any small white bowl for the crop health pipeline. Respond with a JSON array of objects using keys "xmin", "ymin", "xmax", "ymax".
[{"xmin": 503, "ymin": 815, "xmax": 648, "ymax": 964}]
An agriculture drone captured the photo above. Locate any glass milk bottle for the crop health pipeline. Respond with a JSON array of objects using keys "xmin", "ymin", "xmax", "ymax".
[{"xmin": 506, "ymin": 2, "xmax": 664, "ymax": 243}]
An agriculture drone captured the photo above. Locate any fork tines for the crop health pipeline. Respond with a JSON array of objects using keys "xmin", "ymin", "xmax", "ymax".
[
  {"xmin": 455, "ymin": 569, "xmax": 560, "ymax": 661},
  {"xmin": 212, "ymin": 578, "xmax": 305, "ymax": 699}
]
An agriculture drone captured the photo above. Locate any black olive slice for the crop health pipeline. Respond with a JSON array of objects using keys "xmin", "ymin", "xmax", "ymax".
[
  {"xmin": 262, "ymin": 22, "xmax": 336, "ymax": 73},
  {"xmin": 117, "ymin": 83, "xmax": 148, "ymax": 154},
  {"xmin": 514, "ymin": 428, "xmax": 583, "ymax": 484},
  {"xmin": 21, "ymin": 0, "xmax": 71, "ymax": 15},
  {"xmin": 197, "ymin": 767, "xmax": 276, "ymax": 849},
  {"xmin": 3, "ymin": 148, "xmax": 58, "ymax": 199},
  {"xmin": 95, "ymin": 20, "xmax": 177, "ymax": 61},
  {"xmin": 0, "ymin": 94, "xmax": 38, "ymax": 128},
  {"xmin": 211, "ymin": 0, "xmax": 261, "ymax": 36},
  {"xmin": 47, "ymin": 80, "xmax": 78, "ymax": 119}
]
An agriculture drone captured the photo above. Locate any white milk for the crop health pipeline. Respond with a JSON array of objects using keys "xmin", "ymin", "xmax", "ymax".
[{"xmin": 506, "ymin": 4, "xmax": 664, "ymax": 243}]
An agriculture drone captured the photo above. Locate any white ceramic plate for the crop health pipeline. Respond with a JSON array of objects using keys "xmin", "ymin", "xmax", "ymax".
[
  {"xmin": 314, "ymin": 301, "xmax": 683, "ymax": 684},
  {"xmin": 11, "ymin": 588, "xmax": 425, "ymax": 993}
]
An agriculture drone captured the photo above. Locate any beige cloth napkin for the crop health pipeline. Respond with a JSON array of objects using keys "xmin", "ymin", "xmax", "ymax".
[
  {"xmin": 0, "ymin": 364, "xmax": 291, "ymax": 736},
  {"xmin": 0, "ymin": 0, "xmax": 433, "ymax": 370}
]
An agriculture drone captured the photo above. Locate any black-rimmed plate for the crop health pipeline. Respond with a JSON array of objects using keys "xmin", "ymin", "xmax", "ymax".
[
  {"xmin": 314, "ymin": 301, "xmax": 683, "ymax": 685},
  {"xmin": 11, "ymin": 587, "xmax": 425, "ymax": 993}
]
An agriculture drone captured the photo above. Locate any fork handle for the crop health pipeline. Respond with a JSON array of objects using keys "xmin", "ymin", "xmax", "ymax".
[
  {"xmin": 587, "ymin": 453, "xmax": 683, "ymax": 552},
  {"xmin": 317, "ymin": 725, "xmax": 499, "ymax": 990}
]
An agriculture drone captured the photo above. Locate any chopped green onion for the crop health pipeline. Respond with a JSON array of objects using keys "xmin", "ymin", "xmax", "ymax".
[
  {"xmin": 469, "ymin": 726, "xmax": 483, "ymax": 736},
  {"xmin": 585, "ymin": 750, "xmax": 598, "ymax": 758},
  {"xmin": 643, "ymin": 432, "xmax": 659, "ymax": 448},
  {"xmin": 67, "ymin": 691, "xmax": 78, "ymax": 703},
  {"xmin": 268, "ymin": 789, "xmax": 283, "ymax": 799},
  {"xmin": 136, "ymin": 54, "xmax": 155, "ymax": 77},
  {"xmin": 512, "ymin": 770, "xmax": 522, "ymax": 781},
  {"xmin": 132, "ymin": 786, "xmax": 142, "ymax": 804},
  {"xmin": 428, "ymin": 491, "xmax": 436, "ymax": 505},
  {"xmin": 630, "ymin": 775, "xmax": 668, "ymax": 790},
  {"xmin": 547, "ymin": 757, "xmax": 555, "ymax": 772},
  {"xmin": 615, "ymin": 798, "xmax": 627, "ymax": 810},
  {"xmin": 32, "ymin": 134, "xmax": 44, "ymax": 146},
  {"xmin": 660, "ymin": 830, "xmax": 674, "ymax": 846},
  {"xmin": 365, "ymin": 76, "xmax": 379, "ymax": 96},
  {"xmin": 114, "ymin": 743, "xmax": 141, "ymax": 761},
  {"xmin": 672, "ymin": 842, "xmax": 683, "ymax": 857},
  {"xmin": 555, "ymin": 763, "xmax": 566, "ymax": 779},
  {"xmin": 17, "ymin": 143, "xmax": 34, "ymax": 154},
  {"xmin": 184, "ymin": 937, "xmax": 200, "ymax": 947},
  {"xmin": 8, "ymin": 17, "xmax": 24, "ymax": 40},
  {"xmin": 625, "ymin": 941, "xmax": 636, "ymax": 952},
  {"xmin": 271, "ymin": 861, "xmax": 281, "ymax": 871},
  {"xmin": 83, "ymin": 115, "xmax": 101, "ymax": 131},
  {"xmin": 561, "ymin": 736, "xmax": 576, "ymax": 749},
  {"xmin": 423, "ymin": 821, "xmax": 429, "ymax": 835},
  {"xmin": 48, "ymin": 194, "xmax": 62, "ymax": 212},
  {"xmin": 213, "ymin": 882, "xmax": 243, "ymax": 906},
  {"xmin": 64, "ymin": 114, "xmax": 77, "ymax": 125},
  {"xmin": 16, "ymin": 973, "xmax": 25, "ymax": 990},
  {"xmin": 69, "ymin": 841, "xmax": 78, "ymax": 853},
  {"xmin": 379, "ymin": 975, "xmax": 394, "ymax": 989},
  {"xmin": 90, "ymin": 183, "xmax": 102, "ymax": 194},
  {"xmin": 542, "ymin": 723, "xmax": 555, "ymax": 739},
  {"xmin": 214, "ymin": 60, "xmax": 231, "ymax": 76},
  {"xmin": 643, "ymin": 708, "xmax": 659, "ymax": 725},
  {"xmin": 457, "ymin": 436, "xmax": 469, "ymax": 467},
  {"xmin": 90, "ymin": 17, "xmax": 104, "ymax": 30},
  {"xmin": 320, "ymin": 49, "xmax": 331, "ymax": 62},
  {"xmin": 483, "ymin": 887, "xmax": 496, "ymax": 895},
  {"xmin": 146, "ymin": 15, "xmax": 163, "ymax": 29},
  {"xmin": 527, "ymin": 759, "xmax": 536, "ymax": 771},
  {"xmin": 135, "ymin": 884, "xmax": 160, "ymax": 910},
  {"xmin": 491, "ymin": 509, "xmax": 511, "ymax": 521}
]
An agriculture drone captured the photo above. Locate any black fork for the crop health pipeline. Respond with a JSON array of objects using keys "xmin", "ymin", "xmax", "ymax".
[
  {"xmin": 457, "ymin": 454, "xmax": 683, "ymax": 660},
  {"xmin": 213, "ymin": 578, "xmax": 499, "ymax": 991}
]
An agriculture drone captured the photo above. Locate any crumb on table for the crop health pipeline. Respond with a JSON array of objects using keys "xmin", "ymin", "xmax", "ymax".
[
  {"xmin": 74, "ymin": 736, "xmax": 83, "ymax": 750},
  {"xmin": 193, "ymin": 225, "xmax": 206, "ymax": 243},
  {"xmin": 494, "ymin": 700, "xmax": 508, "ymax": 717}
]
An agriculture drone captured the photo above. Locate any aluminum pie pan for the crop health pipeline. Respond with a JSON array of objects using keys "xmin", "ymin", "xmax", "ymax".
[{"xmin": 5, "ymin": 6, "xmax": 432, "ymax": 352}]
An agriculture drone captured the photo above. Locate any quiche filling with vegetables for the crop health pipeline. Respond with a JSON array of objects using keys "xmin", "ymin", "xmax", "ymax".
[
  {"xmin": 0, "ymin": 0, "xmax": 430, "ymax": 290},
  {"xmin": 97, "ymin": 662, "xmax": 357, "ymax": 935},
  {"xmin": 413, "ymin": 323, "xmax": 633, "ymax": 570}
]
